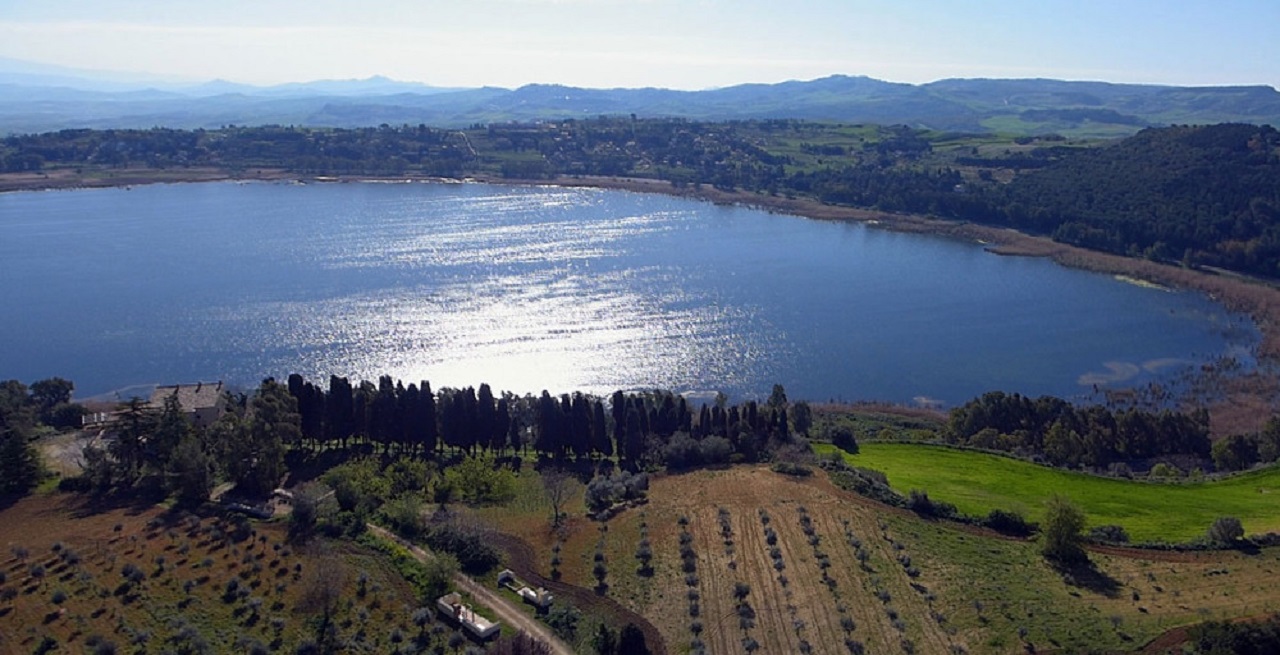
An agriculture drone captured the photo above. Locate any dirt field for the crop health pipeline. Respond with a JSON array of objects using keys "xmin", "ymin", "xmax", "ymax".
[
  {"xmin": 0, "ymin": 493, "xmax": 437, "ymax": 655},
  {"xmin": 505, "ymin": 465, "xmax": 1280, "ymax": 655},
  {"xmin": 623, "ymin": 468, "xmax": 967, "ymax": 654}
]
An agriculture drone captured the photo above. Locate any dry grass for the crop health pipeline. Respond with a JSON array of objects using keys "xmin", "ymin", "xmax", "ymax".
[{"xmin": 0, "ymin": 493, "xmax": 426, "ymax": 655}]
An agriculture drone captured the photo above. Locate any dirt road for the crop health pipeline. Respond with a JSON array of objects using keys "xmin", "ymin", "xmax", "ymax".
[{"xmin": 365, "ymin": 525, "xmax": 575, "ymax": 655}]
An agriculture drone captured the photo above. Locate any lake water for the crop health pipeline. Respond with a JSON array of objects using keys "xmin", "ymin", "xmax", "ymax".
[{"xmin": 0, "ymin": 181, "xmax": 1258, "ymax": 405}]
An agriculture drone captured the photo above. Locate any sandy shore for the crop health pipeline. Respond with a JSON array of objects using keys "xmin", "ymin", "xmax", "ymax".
[{"xmin": 7, "ymin": 167, "xmax": 1279, "ymax": 433}]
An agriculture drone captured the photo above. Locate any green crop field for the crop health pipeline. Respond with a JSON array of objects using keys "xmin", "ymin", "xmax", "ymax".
[{"xmin": 815, "ymin": 442, "xmax": 1280, "ymax": 542}]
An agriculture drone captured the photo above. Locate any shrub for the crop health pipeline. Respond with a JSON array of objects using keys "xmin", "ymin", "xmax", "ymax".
[
  {"xmin": 444, "ymin": 452, "xmax": 517, "ymax": 505},
  {"xmin": 770, "ymin": 461, "xmax": 813, "ymax": 477},
  {"xmin": 380, "ymin": 495, "xmax": 426, "ymax": 537},
  {"xmin": 906, "ymin": 489, "xmax": 958, "ymax": 519},
  {"xmin": 584, "ymin": 471, "xmax": 649, "ymax": 513},
  {"xmin": 58, "ymin": 476, "xmax": 92, "ymax": 492},
  {"xmin": 830, "ymin": 426, "xmax": 859, "ymax": 454},
  {"xmin": 423, "ymin": 522, "xmax": 499, "ymax": 574},
  {"xmin": 1208, "ymin": 516, "xmax": 1245, "ymax": 545},
  {"xmin": 663, "ymin": 432, "xmax": 702, "ymax": 470},
  {"xmin": 825, "ymin": 462, "xmax": 903, "ymax": 507},
  {"xmin": 120, "ymin": 563, "xmax": 144, "ymax": 585},
  {"xmin": 1088, "ymin": 524, "xmax": 1130, "ymax": 544},
  {"xmin": 699, "ymin": 436, "xmax": 734, "ymax": 465},
  {"xmin": 1041, "ymin": 494, "xmax": 1087, "ymax": 564},
  {"xmin": 983, "ymin": 509, "xmax": 1035, "ymax": 537},
  {"xmin": 545, "ymin": 605, "xmax": 581, "ymax": 642}
]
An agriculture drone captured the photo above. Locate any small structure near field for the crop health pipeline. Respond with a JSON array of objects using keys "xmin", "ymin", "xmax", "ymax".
[
  {"xmin": 436, "ymin": 592, "xmax": 500, "ymax": 639},
  {"xmin": 497, "ymin": 569, "xmax": 554, "ymax": 610}
]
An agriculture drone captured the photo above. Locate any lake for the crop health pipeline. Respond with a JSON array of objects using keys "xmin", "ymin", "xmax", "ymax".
[{"xmin": 0, "ymin": 180, "xmax": 1257, "ymax": 405}]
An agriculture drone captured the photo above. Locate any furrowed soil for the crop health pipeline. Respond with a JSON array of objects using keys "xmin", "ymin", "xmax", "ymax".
[{"xmin": 511, "ymin": 466, "xmax": 1280, "ymax": 655}]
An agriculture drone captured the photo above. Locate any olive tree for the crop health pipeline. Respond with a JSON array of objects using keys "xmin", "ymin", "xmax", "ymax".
[
  {"xmin": 1208, "ymin": 516, "xmax": 1244, "ymax": 546},
  {"xmin": 1041, "ymin": 494, "xmax": 1087, "ymax": 564}
]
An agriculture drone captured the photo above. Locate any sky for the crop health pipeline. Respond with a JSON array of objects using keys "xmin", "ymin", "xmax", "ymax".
[{"xmin": 1, "ymin": 0, "xmax": 1278, "ymax": 90}]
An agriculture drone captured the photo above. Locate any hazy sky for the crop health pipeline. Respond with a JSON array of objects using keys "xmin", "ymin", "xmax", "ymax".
[{"xmin": 2, "ymin": 0, "xmax": 1277, "ymax": 89}]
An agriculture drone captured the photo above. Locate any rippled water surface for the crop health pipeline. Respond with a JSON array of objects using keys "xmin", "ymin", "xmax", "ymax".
[{"xmin": 0, "ymin": 181, "xmax": 1257, "ymax": 403}]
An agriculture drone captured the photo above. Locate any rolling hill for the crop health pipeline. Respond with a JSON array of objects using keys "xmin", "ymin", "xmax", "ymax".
[{"xmin": 2, "ymin": 57, "xmax": 1278, "ymax": 136}]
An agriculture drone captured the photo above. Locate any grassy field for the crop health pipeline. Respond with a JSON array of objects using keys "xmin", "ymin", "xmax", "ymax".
[{"xmin": 816, "ymin": 442, "xmax": 1280, "ymax": 542}]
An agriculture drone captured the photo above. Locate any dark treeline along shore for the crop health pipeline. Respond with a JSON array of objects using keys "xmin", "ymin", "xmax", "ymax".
[
  {"xmin": 3, "ymin": 119, "xmax": 1279, "ymax": 278},
  {"xmin": 6, "ymin": 373, "xmax": 1280, "ymax": 504}
]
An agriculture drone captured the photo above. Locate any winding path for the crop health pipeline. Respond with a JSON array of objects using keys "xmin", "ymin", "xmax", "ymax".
[{"xmin": 366, "ymin": 525, "xmax": 574, "ymax": 655}]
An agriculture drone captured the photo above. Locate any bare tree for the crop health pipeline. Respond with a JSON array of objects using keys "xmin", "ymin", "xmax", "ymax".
[
  {"xmin": 542, "ymin": 468, "xmax": 574, "ymax": 529},
  {"xmin": 296, "ymin": 553, "xmax": 347, "ymax": 651}
]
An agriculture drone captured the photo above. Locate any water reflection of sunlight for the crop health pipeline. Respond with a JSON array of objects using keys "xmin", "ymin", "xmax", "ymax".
[{"xmin": 241, "ymin": 268, "xmax": 774, "ymax": 398}]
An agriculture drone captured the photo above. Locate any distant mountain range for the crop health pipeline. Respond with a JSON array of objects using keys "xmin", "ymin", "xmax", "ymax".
[{"xmin": 2, "ymin": 57, "xmax": 1278, "ymax": 136}]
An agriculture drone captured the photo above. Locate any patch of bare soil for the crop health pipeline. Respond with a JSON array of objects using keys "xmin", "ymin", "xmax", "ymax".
[{"xmin": 35, "ymin": 431, "xmax": 104, "ymax": 478}]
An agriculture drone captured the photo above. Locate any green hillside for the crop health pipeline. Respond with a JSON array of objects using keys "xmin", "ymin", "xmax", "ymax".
[{"xmin": 817, "ymin": 442, "xmax": 1280, "ymax": 543}]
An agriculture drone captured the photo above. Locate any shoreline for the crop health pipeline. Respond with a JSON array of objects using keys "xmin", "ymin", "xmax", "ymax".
[{"xmin": 6, "ymin": 167, "xmax": 1279, "ymax": 433}]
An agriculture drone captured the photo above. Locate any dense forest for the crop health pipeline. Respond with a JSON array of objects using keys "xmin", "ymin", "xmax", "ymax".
[{"xmin": 4, "ymin": 119, "xmax": 1279, "ymax": 276}]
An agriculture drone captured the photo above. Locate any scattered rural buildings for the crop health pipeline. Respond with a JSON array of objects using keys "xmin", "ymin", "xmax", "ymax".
[
  {"xmin": 436, "ymin": 592, "xmax": 500, "ymax": 639},
  {"xmin": 498, "ymin": 569, "xmax": 554, "ymax": 610}
]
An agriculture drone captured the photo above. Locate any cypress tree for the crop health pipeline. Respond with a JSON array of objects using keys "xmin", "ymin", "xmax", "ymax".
[
  {"xmin": 461, "ymin": 386, "xmax": 479, "ymax": 454},
  {"xmin": 592, "ymin": 399, "xmax": 612, "ymax": 458},
  {"xmin": 624, "ymin": 406, "xmax": 644, "ymax": 465},
  {"xmin": 494, "ymin": 396, "xmax": 511, "ymax": 453},
  {"xmin": 536, "ymin": 391, "xmax": 560, "ymax": 456},
  {"xmin": 354, "ymin": 381, "xmax": 375, "ymax": 444},
  {"xmin": 325, "ymin": 376, "xmax": 354, "ymax": 447},
  {"xmin": 420, "ymin": 381, "xmax": 437, "ymax": 454},
  {"xmin": 611, "ymin": 390, "xmax": 626, "ymax": 446},
  {"xmin": 399, "ymin": 383, "xmax": 419, "ymax": 453},
  {"xmin": 570, "ymin": 393, "xmax": 591, "ymax": 458},
  {"xmin": 477, "ymin": 384, "xmax": 497, "ymax": 452}
]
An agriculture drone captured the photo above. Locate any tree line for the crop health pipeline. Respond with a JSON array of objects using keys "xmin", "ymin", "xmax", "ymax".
[
  {"xmin": 8, "ymin": 121, "xmax": 1279, "ymax": 276},
  {"xmin": 287, "ymin": 374, "xmax": 809, "ymax": 470},
  {"xmin": 13, "ymin": 371, "xmax": 813, "ymax": 505},
  {"xmin": 943, "ymin": 390, "xmax": 1218, "ymax": 471}
]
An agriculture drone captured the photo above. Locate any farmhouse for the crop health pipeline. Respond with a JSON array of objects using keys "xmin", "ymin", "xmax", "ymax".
[
  {"xmin": 148, "ymin": 381, "xmax": 227, "ymax": 428},
  {"xmin": 436, "ymin": 592, "xmax": 500, "ymax": 639}
]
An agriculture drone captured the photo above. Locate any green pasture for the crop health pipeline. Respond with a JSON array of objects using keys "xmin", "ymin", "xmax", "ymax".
[{"xmin": 815, "ymin": 442, "xmax": 1280, "ymax": 542}]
